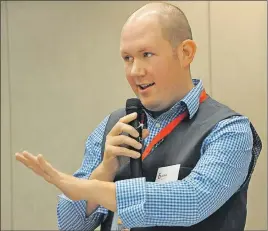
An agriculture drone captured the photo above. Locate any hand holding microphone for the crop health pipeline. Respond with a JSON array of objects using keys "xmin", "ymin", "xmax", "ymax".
[
  {"xmin": 125, "ymin": 98, "xmax": 146, "ymax": 178},
  {"xmin": 102, "ymin": 100, "xmax": 148, "ymax": 176}
]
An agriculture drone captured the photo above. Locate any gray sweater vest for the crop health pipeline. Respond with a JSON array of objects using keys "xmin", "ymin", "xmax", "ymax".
[{"xmin": 100, "ymin": 97, "xmax": 261, "ymax": 231}]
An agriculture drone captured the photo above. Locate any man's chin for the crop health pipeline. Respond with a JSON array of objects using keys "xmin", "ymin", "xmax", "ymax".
[{"xmin": 140, "ymin": 100, "xmax": 164, "ymax": 112}]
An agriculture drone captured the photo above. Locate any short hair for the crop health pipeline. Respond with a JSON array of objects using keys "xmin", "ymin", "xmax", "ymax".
[{"xmin": 134, "ymin": 2, "xmax": 193, "ymax": 48}]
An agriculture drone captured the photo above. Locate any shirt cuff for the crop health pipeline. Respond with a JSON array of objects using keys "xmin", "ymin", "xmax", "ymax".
[
  {"xmin": 58, "ymin": 194, "xmax": 108, "ymax": 219},
  {"xmin": 115, "ymin": 177, "xmax": 146, "ymax": 228}
]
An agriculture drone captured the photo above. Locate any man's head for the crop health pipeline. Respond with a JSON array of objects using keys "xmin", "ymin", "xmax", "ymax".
[{"xmin": 120, "ymin": 2, "xmax": 197, "ymax": 111}]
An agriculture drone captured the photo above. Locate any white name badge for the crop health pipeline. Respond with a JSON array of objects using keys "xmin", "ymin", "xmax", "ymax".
[{"xmin": 155, "ymin": 164, "xmax": 181, "ymax": 183}]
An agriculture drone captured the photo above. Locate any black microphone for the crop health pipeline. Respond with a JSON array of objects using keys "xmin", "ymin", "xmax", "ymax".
[{"xmin": 126, "ymin": 98, "xmax": 144, "ymax": 178}]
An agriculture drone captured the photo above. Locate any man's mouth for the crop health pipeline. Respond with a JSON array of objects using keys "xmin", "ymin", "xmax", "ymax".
[{"xmin": 138, "ymin": 83, "xmax": 155, "ymax": 90}]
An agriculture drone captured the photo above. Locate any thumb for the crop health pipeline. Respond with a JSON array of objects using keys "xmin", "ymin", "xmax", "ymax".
[
  {"xmin": 37, "ymin": 154, "xmax": 59, "ymax": 183},
  {"xmin": 142, "ymin": 129, "xmax": 149, "ymax": 139}
]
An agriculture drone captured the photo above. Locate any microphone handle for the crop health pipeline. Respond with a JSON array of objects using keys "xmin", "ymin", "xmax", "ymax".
[{"xmin": 129, "ymin": 119, "xmax": 143, "ymax": 178}]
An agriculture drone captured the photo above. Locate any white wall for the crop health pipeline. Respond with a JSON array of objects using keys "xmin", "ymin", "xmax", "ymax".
[{"xmin": 1, "ymin": 1, "xmax": 266, "ymax": 230}]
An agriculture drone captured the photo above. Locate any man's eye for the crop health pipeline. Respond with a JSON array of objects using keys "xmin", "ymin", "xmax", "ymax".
[
  {"xmin": 144, "ymin": 52, "xmax": 153, "ymax": 58},
  {"xmin": 124, "ymin": 56, "xmax": 133, "ymax": 62}
]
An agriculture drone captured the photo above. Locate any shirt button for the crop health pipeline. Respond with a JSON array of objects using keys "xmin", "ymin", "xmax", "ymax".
[{"xmin": 156, "ymin": 123, "xmax": 161, "ymax": 128}]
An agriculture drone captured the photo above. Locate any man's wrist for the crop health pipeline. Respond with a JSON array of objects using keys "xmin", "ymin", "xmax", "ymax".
[
  {"xmin": 99, "ymin": 162, "xmax": 117, "ymax": 179},
  {"xmin": 87, "ymin": 179, "xmax": 117, "ymax": 212},
  {"xmin": 89, "ymin": 162, "xmax": 117, "ymax": 182}
]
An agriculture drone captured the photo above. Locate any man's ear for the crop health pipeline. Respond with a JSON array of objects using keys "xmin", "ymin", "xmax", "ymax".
[{"xmin": 177, "ymin": 39, "xmax": 197, "ymax": 68}]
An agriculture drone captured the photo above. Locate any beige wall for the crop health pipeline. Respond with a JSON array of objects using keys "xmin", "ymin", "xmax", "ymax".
[
  {"xmin": 1, "ymin": 1, "xmax": 266, "ymax": 230},
  {"xmin": 210, "ymin": 2, "xmax": 267, "ymax": 229}
]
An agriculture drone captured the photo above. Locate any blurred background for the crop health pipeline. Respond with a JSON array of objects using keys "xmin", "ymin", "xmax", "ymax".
[{"xmin": 1, "ymin": 1, "xmax": 267, "ymax": 230}]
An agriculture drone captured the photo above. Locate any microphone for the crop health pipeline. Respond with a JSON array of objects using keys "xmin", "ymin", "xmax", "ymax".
[{"xmin": 126, "ymin": 98, "xmax": 144, "ymax": 178}]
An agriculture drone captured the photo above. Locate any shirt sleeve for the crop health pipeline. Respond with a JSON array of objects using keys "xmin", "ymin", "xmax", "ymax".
[
  {"xmin": 57, "ymin": 115, "xmax": 110, "ymax": 231},
  {"xmin": 115, "ymin": 116, "xmax": 253, "ymax": 228}
]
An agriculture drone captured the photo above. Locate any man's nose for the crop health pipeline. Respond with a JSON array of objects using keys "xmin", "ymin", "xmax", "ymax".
[{"xmin": 130, "ymin": 60, "xmax": 146, "ymax": 77}]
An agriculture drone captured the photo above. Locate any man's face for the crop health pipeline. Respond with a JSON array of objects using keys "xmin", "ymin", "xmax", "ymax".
[{"xmin": 120, "ymin": 17, "xmax": 183, "ymax": 111}]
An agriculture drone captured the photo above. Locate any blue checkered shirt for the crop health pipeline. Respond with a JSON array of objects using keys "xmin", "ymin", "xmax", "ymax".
[{"xmin": 57, "ymin": 79, "xmax": 258, "ymax": 230}]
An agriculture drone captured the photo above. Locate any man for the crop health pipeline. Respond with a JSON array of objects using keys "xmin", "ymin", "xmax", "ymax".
[{"xmin": 15, "ymin": 2, "xmax": 262, "ymax": 231}]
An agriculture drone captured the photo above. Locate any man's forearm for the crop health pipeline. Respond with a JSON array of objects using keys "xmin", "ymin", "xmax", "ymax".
[
  {"xmin": 86, "ymin": 162, "xmax": 116, "ymax": 215},
  {"xmin": 87, "ymin": 179, "xmax": 117, "ymax": 212}
]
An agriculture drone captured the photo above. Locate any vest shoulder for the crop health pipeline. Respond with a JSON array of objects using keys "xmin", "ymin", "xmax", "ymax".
[
  {"xmin": 202, "ymin": 96, "xmax": 240, "ymax": 115},
  {"xmin": 105, "ymin": 108, "xmax": 126, "ymax": 132},
  {"xmin": 190, "ymin": 96, "xmax": 241, "ymax": 125},
  {"xmin": 110, "ymin": 108, "xmax": 126, "ymax": 119}
]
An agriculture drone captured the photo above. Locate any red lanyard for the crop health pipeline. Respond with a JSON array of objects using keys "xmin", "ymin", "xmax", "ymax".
[{"xmin": 141, "ymin": 90, "xmax": 208, "ymax": 161}]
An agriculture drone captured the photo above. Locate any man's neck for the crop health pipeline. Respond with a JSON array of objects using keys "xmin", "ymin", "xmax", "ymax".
[
  {"xmin": 144, "ymin": 79, "xmax": 195, "ymax": 119},
  {"xmin": 144, "ymin": 106, "xmax": 172, "ymax": 119}
]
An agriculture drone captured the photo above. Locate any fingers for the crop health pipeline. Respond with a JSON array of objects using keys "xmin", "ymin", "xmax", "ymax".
[
  {"xmin": 105, "ymin": 112, "xmax": 150, "ymax": 154},
  {"xmin": 109, "ymin": 112, "xmax": 150, "ymax": 139},
  {"xmin": 105, "ymin": 145, "xmax": 141, "ymax": 159},
  {"xmin": 108, "ymin": 135, "xmax": 142, "ymax": 150},
  {"xmin": 21, "ymin": 151, "xmax": 39, "ymax": 165},
  {"xmin": 119, "ymin": 112, "xmax": 137, "ymax": 123},
  {"xmin": 15, "ymin": 153, "xmax": 30, "ymax": 167},
  {"xmin": 15, "ymin": 151, "xmax": 45, "ymax": 177},
  {"xmin": 109, "ymin": 122, "xmax": 140, "ymax": 138},
  {"xmin": 15, "ymin": 151, "xmax": 60, "ymax": 183},
  {"xmin": 37, "ymin": 154, "xmax": 59, "ymax": 181},
  {"xmin": 15, "ymin": 151, "xmax": 38, "ymax": 169},
  {"xmin": 103, "ymin": 113, "xmax": 150, "ymax": 171},
  {"xmin": 109, "ymin": 113, "xmax": 139, "ymax": 137}
]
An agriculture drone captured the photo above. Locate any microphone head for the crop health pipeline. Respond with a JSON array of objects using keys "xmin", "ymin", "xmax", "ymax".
[{"xmin": 126, "ymin": 98, "xmax": 142, "ymax": 115}]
